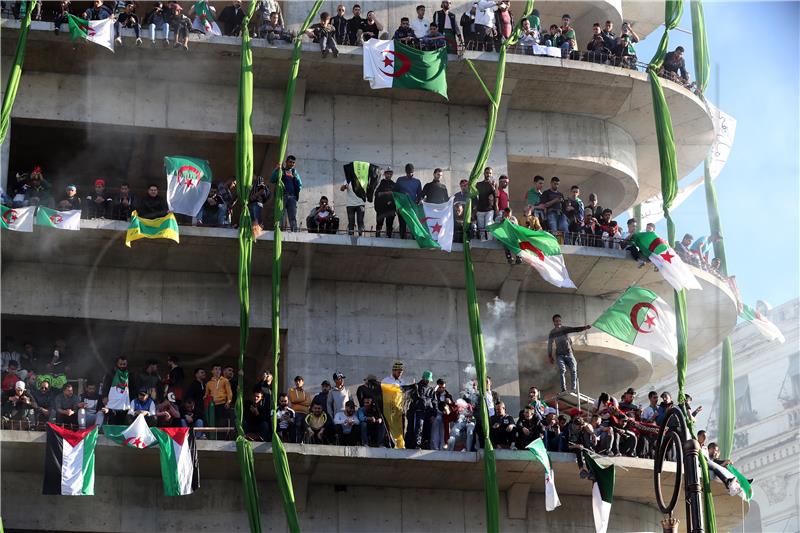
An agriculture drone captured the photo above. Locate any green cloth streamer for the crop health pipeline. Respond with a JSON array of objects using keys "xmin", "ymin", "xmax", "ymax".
[
  {"xmin": 270, "ymin": 3, "xmax": 323, "ymax": 533},
  {"xmin": 690, "ymin": 0, "xmax": 710, "ymax": 94},
  {"xmin": 462, "ymin": 3, "xmax": 534, "ymax": 532},
  {"xmin": 647, "ymin": 3, "xmax": 717, "ymax": 531},
  {"xmin": 234, "ymin": 2, "xmax": 261, "ymax": 532},
  {"xmin": 0, "ymin": 1, "xmax": 33, "ymax": 144}
]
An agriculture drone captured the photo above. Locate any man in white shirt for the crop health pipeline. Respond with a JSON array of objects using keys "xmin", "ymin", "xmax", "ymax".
[
  {"xmin": 334, "ymin": 400, "xmax": 361, "ymax": 445},
  {"xmin": 410, "ymin": 4, "xmax": 429, "ymax": 40},
  {"xmin": 340, "ymin": 178, "xmax": 366, "ymax": 236},
  {"xmin": 640, "ymin": 390, "xmax": 659, "ymax": 422},
  {"xmin": 474, "ymin": 0, "xmax": 499, "ymax": 51}
]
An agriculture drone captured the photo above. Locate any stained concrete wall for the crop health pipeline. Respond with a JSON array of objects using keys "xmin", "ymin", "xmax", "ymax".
[{"xmin": 1, "ymin": 472, "xmax": 663, "ymax": 533}]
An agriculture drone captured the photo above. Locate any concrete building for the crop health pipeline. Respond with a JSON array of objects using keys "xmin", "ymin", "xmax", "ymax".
[
  {"xmin": 0, "ymin": 3, "xmax": 747, "ymax": 531},
  {"xmin": 643, "ymin": 298, "xmax": 800, "ymax": 532}
]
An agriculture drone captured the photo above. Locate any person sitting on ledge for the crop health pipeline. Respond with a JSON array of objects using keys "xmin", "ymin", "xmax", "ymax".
[
  {"xmin": 334, "ymin": 400, "xmax": 361, "ymax": 445},
  {"xmin": 305, "ymin": 402, "xmax": 329, "ymax": 444}
]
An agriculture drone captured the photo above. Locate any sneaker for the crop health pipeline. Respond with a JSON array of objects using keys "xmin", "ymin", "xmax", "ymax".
[
  {"xmin": 136, "ymin": 38, "xmax": 142, "ymax": 46},
  {"xmin": 54, "ymin": 27, "xmax": 60, "ymax": 35},
  {"xmin": 115, "ymin": 36, "xmax": 122, "ymax": 45},
  {"xmin": 515, "ymin": 256, "xmax": 522, "ymax": 264},
  {"xmin": 332, "ymin": 49, "xmax": 339, "ymax": 58},
  {"xmin": 151, "ymin": 40, "xmax": 157, "ymax": 48}
]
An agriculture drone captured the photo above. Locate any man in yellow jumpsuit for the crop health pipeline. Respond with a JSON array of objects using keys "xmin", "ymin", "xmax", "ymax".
[{"xmin": 381, "ymin": 361, "xmax": 407, "ymax": 449}]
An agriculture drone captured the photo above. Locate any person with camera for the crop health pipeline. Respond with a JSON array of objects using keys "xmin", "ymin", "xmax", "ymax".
[
  {"xmin": 2, "ymin": 380, "xmax": 35, "ymax": 426},
  {"xmin": 198, "ymin": 183, "xmax": 228, "ymax": 226},
  {"xmin": 306, "ymin": 196, "xmax": 338, "ymax": 234},
  {"xmin": 270, "ymin": 155, "xmax": 303, "ymax": 232},
  {"xmin": 248, "ymin": 176, "xmax": 271, "ymax": 229}
]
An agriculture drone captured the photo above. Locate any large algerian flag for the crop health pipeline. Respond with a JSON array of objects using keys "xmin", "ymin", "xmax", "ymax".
[
  {"xmin": 740, "ymin": 304, "xmax": 785, "ymax": 343},
  {"xmin": 727, "ymin": 464, "xmax": 753, "ymax": 501},
  {"xmin": 106, "ymin": 368, "xmax": 131, "ymax": 411},
  {"xmin": 584, "ymin": 451, "xmax": 615, "ymax": 533},
  {"xmin": 526, "ymin": 438, "xmax": 561, "ymax": 511},
  {"xmin": 104, "ymin": 413, "xmax": 158, "ymax": 449},
  {"xmin": 1, "ymin": 205, "xmax": 35, "ymax": 232},
  {"xmin": 35, "ymin": 207, "xmax": 82, "ymax": 231},
  {"xmin": 488, "ymin": 218, "xmax": 576, "ymax": 288},
  {"xmin": 43, "ymin": 423, "xmax": 99, "ymax": 495},
  {"xmin": 152, "ymin": 427, "xmax": 200, "ymax": 496},
  {"xmin": 393, "ymin": 192, "xmax": 454, "ymax": 252},
  {"xmin": 630, "ymin": 232, "xmax": 701, "ymax": 291},
  {"xmin": 363, "ymin": 39, "xmax": 448, "ymax": 100},
  {"xmin": 165, "ymin": 156, "xmax": 213, "ymax": 217},
  {"xmin": 67, "ymin": 14, "xmax": 114, "ymax": 53},
  {"xmin": 343, "ymin": 161, "xmax": 380, "ymax": 202},
  {"xmin": 593, "ymin": 286, "xmax": 677, "ymax": 361},
  {"xmin": 126, "ymin": 210, "xmax": 180, "ymax": 247}
]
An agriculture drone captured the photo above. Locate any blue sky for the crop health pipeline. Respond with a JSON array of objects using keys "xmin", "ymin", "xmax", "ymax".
[{"xmin": 632, "ymin": 1, "xmax": 799, "ymax": 309}]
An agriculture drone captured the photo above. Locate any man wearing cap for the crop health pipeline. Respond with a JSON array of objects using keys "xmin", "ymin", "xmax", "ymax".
[
  {"xmin": 356, "ymin": 374, "xmax": 382, "ymax": 407},
  {"xmin": 2, "ymin": 380, "xmax": 35, "ymax": 424},
  {"xmin": 382, "ymin": 361, "xmax": 407, "ymax": 448},
  {"xmin": 327, "ymin": 372, "xmax": 350, "ymax": 420},
  {"xmin": 374, "ymin": 167, "xmax": 396, "ymax": 238},
  {"xmin": 288, "ymin": 376, "xmax": 312, "ymax": 440},
  {"xmin": 57, "ymin": 184, "xmax": 81, "ymax": 212},
  {"xmin": 404, "ymin": 370, "xmax": 435, "ymax": 449},
  {"xmin": 129, "ymin": 387, "xmax": 157, "ymax": 426},
  {"xmin": 85, "ymin": 179, "xmax": 113, "ymax": 219},
  {"xmin": 547, "ymin": 314, "xmax": 591, "ymax": 393}
]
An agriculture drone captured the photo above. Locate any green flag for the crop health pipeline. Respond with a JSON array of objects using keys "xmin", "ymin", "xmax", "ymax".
[
  {"xmin": 726, "ymin": 464, "xmax": 752, "ymax": 501},
  {"xmin": 526, "ymin": 438, "xmax": 560, "ymax": 511},
  {"xmin": 630, "ymin": 231, "xmax": 701, "ymax": 291},
  {"xmin": 392, "ymin": 192, "xmax": 442, "ymax": 250},
  {"xmin": 363, "ymin": 39, "xmax": 448, "ymax": 100},
  {"xmin": 584, "ymin": 451, "xmax": 615, "ymax": 533}
]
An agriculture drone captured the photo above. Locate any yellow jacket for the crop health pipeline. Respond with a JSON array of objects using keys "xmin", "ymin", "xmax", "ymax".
[{"xmin": 204, "ymin": 376, "xmax": 232, "ymax": 406}]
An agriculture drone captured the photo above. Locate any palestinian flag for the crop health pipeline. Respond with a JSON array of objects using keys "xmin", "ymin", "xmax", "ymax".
[
  {"xmin": 104, "ymin": 413, "xmax": 157, "ymax": 449},
  {"xmin": 1, "ymin": 205, "xmax": 35, "ymax": 232},
  {"xmin": 152, "ymin": 427, "xmax": 200, "ymax": 496},
  {"xmin": 343, "ymin": 161, "xmax": 380, "ymax": 202},
  {"xmin": 583, "ymin": 451, "xmax": 615, "ymax": 533},
  {"xmin": 630, "ymin": 232, "xmax": 702, "ymax": 291},
  {"xmin": 740, "ymin": 304, "xmax": 785, "ymax": 343},
  {"xmin": 35, "ymin": 207, "xmax": 82, "ymax": 231},
  {"xmin": 592, "ymin": 286, "xmax": 678, "ymax": 361},
  {"xmin": 43, "ymin": 423, "xmax": 98, "ymax": 495},
  {"xmin": 488, "ymin": 219, "xmax": 576, "ymax": 288},
  {"xmin": 363, "ymin": 39, "xmax": 448, "ymax": 100},
  {"xmin": 125, "ymin": 210, "xmax": 180, "ymax": 247},
  {"xmin": 67, "ymin": 14, "xmax": 114, "ymax": 52},
  {"xmin": 393, "ymin": 193, "xmax": 454, "ymax": 252},
  {"xmin": 165, "ymin": 156, "xmax": 213, "ymax": 217},
  {"xmin": 526, "ymin": 438, "xmax": 561, "ymax": 511},
  {"xmin": 106, "ymin": 368, "xmax": 131, "ymax": 411}
]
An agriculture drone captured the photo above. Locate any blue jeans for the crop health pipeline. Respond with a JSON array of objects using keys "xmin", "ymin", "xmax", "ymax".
[
  {"xmin": 249, "ymin": 202, "xmax": 263, "ymax": 227},
  {"xmin": 547, "ymin": 210, "xmax": 569, "ymax": 235},
  {"xmin": 180, "ymin": 418, "xmax": 204, "ymax": 439},
  {"xmin": 284, "ymin": 195, "xmax": 298, "ymax": 231},
  {"xmin": 360, "ymin": 420, "xmax": 386, "ymax": 447},
  {"xmin": 149, "ymin": 22, "xmax": 169, "ymax": 41},
  {"xmin": 557, "ymin": 353, "xmax": 578, "ymax": 392}
]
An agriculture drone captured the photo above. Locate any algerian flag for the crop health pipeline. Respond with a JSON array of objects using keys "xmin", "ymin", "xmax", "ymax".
[
  {"xmin": 1, "ymin": 205, "xmax": 35, "ymax": 232},
  {"xmin": 707, "ymin": 102, "xmax": 737, "ymax": 180},
  {"xmin": 35, "ymin": 207, "xmax": 82, "ymax": 231},
  {"xmin": 593, "ymin": 286, "xmax": 677, "ymax": 361},
  {"xmin": 740, "ymin": 304, "xmax": 785, "ymax": 343},
  {"xmin": 630, "ymin": 232, "xmax": 702, "ymax": 291},
  {"xmin": 106, "ymin": 368, "xmax": 131, "ymax": 411},
  {"xmin": 152, "ymin": 427, "xmax": 200, "ymax": 496},
  {"xmin": 526, "ymin": 438, "xmax": 561, "ymax": 511},
  {"xmin": 104, "ymin": 413, "xmax": 157, "ymax": 449},
  {"xmin": 363, "ymin": 39, "xmax": 448, "ymax": 100},
  {"xmin": 164, "ymin": 156, "xmax": 213, "ymax": 217},
  {"xmin": 67, "ymin": 14, "xmax": 114, "ymax": 52},
  {"xmin": 584, "ymin": 451, "xmax": 615, "ymax": 533},
  {"xmin": 727, "ymin": 464, "xmax": 752, "ymax": 501},
  {"xmin": 488, "ymin": 218, "xmax": 576, "ymax": 288},
  {"xmin": 126, "ymin": 211, "xmax": 180, "ymax": 247},
  {"xmin": 393, "ymin": 193, "xmax": 454, "ymax": 252},
  {"xmin": 343, "ymin": 161, "xmax": 380, "ymax": 202},
  {"xmin": 43, "ymin": 424, "xmax": 98, "ymax": 495}
]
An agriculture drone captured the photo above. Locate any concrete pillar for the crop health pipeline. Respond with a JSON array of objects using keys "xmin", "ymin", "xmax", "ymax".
[{"xmin": 506, "ymin": 482, "xmax": 531, "ymax": 519}]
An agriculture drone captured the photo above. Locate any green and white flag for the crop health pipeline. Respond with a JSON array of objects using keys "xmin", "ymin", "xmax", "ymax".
[
  {"xmin": 393, "ymin": 192, "xmax": 454, "ymax": 252},
  {"xmin": 727, "ymin": 464, "xmax": 753, "ymax": 501},
  {"xmin": 526, "ymin": 438, "xmax": 561, "ymax": 511},
  {"xmin": 593, "ymin": 286, "xmax": 677, "ymax": 361},
  {"xmin": 584, "ymin": 451, "xmax": 615, "ymax": 533},
  {"xmin": 104, "ymin": 413, "xmax": 157, "ymax": 449},
  {"xmin": 67, "ymin": 14, "xmax": 114, "ymax": 52},
  {"xmin": 35, "ymin": 207, "xmax": 82, "ymax": 231},
  {"xmin": 164, "ymin": 156, "xmax": 213, "ymax": 217},
  {"xmin": 488, "ymin": 218, "xmax": 576, "ymax": 288},
  {"xmin": 740, "ymin": 304, "xmax": 785, "ymax": 343},
  {"xmin": 152, "ymin": 427, "xmax": 200, "ymax": 496},
  {"xmin": 363, "ymin": 39, "xmax": 448, "ymax": 100},
  {"xmin": 630, "ymin": 231, "xmax": 701, "ymax": 291},
  {"xmin": 106, "ymin": 368, "xmax": 130, "ymax": 411},
  {"xmin": 1, "ymin": 205, "xmax": 35, "ymax": 232}
]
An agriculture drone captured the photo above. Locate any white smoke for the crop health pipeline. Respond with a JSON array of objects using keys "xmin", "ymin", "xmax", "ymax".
[{"xmin": 483, "ymin": 297, "xmax": 516, "ymax": 357}]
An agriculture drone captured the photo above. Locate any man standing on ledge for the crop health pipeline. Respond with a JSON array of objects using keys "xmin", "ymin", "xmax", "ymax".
[
  {"xmin": 547, "ymin": 314, "xmax": 591, "ymax": 393},
  {"xmin": 270, "ymin": 155, "xmax": 302, "ymax": 232}
]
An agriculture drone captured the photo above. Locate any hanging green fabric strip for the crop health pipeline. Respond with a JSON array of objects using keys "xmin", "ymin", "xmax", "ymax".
[
  {"xmin": 0, "ymin": 1, "xmax": 33, "ymax": 144},
  {"xmin": 690, "ymin": 0, "xmax": 710, "ymax": 93},
  {"xmin": 234, "ymin": 2, "xmax": 261, "ymax": 533},
  {"xmin": 461, "ymin": 3, "xmax": 533, "ymax": 532},
  {"xmin": 270, "ymin": 4, "xmax": 323, "ymax": 533}
]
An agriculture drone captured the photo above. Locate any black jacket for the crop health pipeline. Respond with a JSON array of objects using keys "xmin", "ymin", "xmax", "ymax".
[
  {"xmin": 432, "ymin": 10, "xmax": 460, "ymax": 36},
  {"xmin": 218, "ymin": 5, "xmax": 246, "ymax": 35},
  {"xmin": 136, "ymin": 194, "xmax": 169, "ymax": 219},
  {"xmin": 406, "ymin": 382, "xmax": 435, "ymax": 412},
  {"xmin": 421, "ymin": 180, "xmax": 449, "ymax": 204},
  {"xmin": 373, "ymin": 178, "xmax": 396, "ymax": 214}
]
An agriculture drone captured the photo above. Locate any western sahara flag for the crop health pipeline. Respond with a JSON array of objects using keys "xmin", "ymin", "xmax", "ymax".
[
  {"xmin": 1, "ymin": 205, "xmax": 35, "ymax": 232},
  {"xmin": 526, "ymin": 438, "xmax": 561, "ymax": 511},
  {"xmin": 35, "ymin": 207, "xmax": 82, "ymax": 231},
  {"xmin": 488, "ymin": 219, "xmax": 576, "ymax": 288},
  {"xmin": 104, "ymin": 413, "xmax": 158, "ymax": 449},
  {"xmin": 363, "ymin": 39, "xmax": 448, "ymax": 100},
  {"xmin": 393, "ymin": 192, "xmax": 454, "ymax": 252},
  {"xmin": 67, "ymin": 14, "xmax": 114, "ymax": 52},
  {"xmin": 343, "ymin": 161, "xmax": 380, "ymax": 202},
  {"xmin": 43, "ymin": 423, "xmax": 98, "ymax": 496},
  {"xmin": 152, "ymin": 427, "xmax": 200, "ymax": 496},
  {"xmin": 630, "ymin": 232, "xmax": 701, "ymax": 291},
  {"xmin": 584, "ymin": 451, "xmax": 615, "ymax": 533},
  {"xmin": 740, "ymin": 304, "xmax": 785, "ymax": 343},
  {"xmin": 592, "ymin": 286, "xmax": 678, "ymax": 361},
  {"xmin": 165, "ymin": 156, "xmax": 213, "ymax": 217}
]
